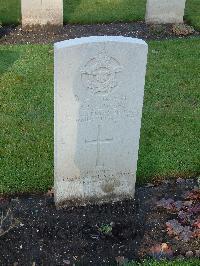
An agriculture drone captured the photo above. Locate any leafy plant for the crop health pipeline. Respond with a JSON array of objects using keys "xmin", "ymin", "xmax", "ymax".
[
  {"xmin": 98, "ymin": 223, "xmax": 112, "ymax": 235},
  {"xmin": 150, "ymin": 25, "xmax": 165, "ymax": 35}
]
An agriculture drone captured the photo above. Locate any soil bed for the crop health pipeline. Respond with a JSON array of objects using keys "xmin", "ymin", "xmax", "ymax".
[
  {"xmin": 0, "ymin": 178, "xmax": 199, "ymax": 265},
  {"xmin": 0, "ymin": 22, "xmax": 199, "ymax": 45}
]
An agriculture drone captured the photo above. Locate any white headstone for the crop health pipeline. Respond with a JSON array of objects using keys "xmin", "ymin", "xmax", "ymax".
[
  {"xmin": 21, "ymin": 0, "xmax": 63, "ymax": 27},
  {"xmin": 145, "ymin": 0, "xmax": 186, "ymax": 24},
  {"xmin": 54, "ymin": 36, "xmax": 148, "ymax": 206}
]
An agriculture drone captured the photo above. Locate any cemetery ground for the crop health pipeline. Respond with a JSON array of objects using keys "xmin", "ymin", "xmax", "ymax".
[
  {"xmin": 0, "ymin": 2, "xmax": 200, "ymax": 265},
  {"xmin": 0, "ymin": 178, "xmax": 199, "ymax": 265},
  {"xmin": 0, "ymin": 0, "xmax": 200, "ymax": 30},
  {"xmin": 0, "ymin": 34, "xmax": 200, "ymax": 264}
]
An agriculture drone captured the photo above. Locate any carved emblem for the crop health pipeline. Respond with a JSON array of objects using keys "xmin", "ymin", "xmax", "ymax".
[{"xmin": 81, "ymin": 52, "xmax": 123, "ymax": 95}]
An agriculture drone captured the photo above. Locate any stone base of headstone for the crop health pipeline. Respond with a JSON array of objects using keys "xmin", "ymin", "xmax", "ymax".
[
  {"xmin": 21, "ymin": 0, "xmax": 63, "ymax": 28},
  {"xmin": 54, "ymin": 178, "xmax": 136, "ymax": 207},
  {"xmin": 145, "ymin": 0, "xmax": 186, "ymax": 24},
  {"xmin": 54, "ymin": 36, "xmax": 148, "ymax": 207}
]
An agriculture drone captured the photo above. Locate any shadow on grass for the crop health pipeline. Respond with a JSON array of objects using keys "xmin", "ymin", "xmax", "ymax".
[
  {"xmin": 0, "ymin": 0, "xmax": 21, "ymax": 26},
  {"xmin": 63, "ymin": 0, "xmax": 146, "ymax": 24},
  {"xmin": 0, "ymin": 50, "xmax": 21, "ymax": 75},
  {"xmin": 185, "ymin": 0, "xmax": 200, "ymax": 30},
  {"xmin": 63, "ymin": 0, "xmax": 81, "ymax": 23}
]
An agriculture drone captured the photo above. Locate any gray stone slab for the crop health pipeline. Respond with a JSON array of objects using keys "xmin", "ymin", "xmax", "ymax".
[
  {"xmin": 145, "ymin": 0, "xmax": 186, "ymax": 24},
  {"xmin": 21, "ymin": 0, "xmax": 63, "ymax": 27},
  {"xmin": 54, "ymin": 36, "xmax": 148, "ymax": 206}
]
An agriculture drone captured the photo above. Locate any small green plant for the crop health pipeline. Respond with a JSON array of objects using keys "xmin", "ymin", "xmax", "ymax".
[
  {"xmin": 150, "ymin": 25, "xmax": 165, "ymax": 35},
  {"xmin": 99, "ymin": 223, "xmax": 112, "ymax": 235}
]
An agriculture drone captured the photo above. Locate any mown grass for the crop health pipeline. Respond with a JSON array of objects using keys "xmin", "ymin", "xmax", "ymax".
[
  {"xmin": 63, "ymin": 0, "xmax": 146, "ymax": 24},
  {"xmin": 185, "ymin": 0, "xmax": 200, "ymax": 30},
  {"xmin": 0, "ymin": 0, "xmax": 199, "ymax": 30},
  {"xmin": 0, "ymin": 0, "xmax": 21, "ymax": 25},
  {"xmin": 126, "ymin": 259, "xmax": 200, "ymax": 266},
  {"xmin": 0, "ymin": 45, "xmax": 54, "ymax": 194},
  {"xmin": 0, "ymin": 38, "xmax": 199, "ymax": 195},
  {"xmin": 137, "ymin": 38, "xmax": 200, "ymax": 182}
]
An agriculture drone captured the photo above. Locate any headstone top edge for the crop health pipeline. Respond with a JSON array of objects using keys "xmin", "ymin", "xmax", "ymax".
[{"xmin": 54, "ymin": 36, "xmax": 148, "ymax": 50}]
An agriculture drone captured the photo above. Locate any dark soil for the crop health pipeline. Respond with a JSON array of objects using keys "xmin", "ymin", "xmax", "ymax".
[
  {"xmin": 0, "ymin": 178, "xmax": 199, "ymax": 266},
  {"xmin": 0, "ymin": 22, "xmax": 199, "ymax": 45}
]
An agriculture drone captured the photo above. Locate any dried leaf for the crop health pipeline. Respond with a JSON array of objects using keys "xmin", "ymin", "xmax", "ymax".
[
  {"xmin": 185, "ymin": 251, "xmax": 194, "ymax": 258},
  {"xmin": 184, "ymin": 189, "xmax": 200, "ymax": 200},
  {"xmin": 166, "ymin": 219, "xmax": 192, "ymax": 241},
  {"xmin": 193, "ymin": 229, "xmax": 200, "ymax": 238},
  {"xmin": 173, "ymin": 201, "xmax": 184, "ymax": 211},
  {"xmin": 179, "ymin": 226, "xmax": 193, "ymax": 241},
  {"xmin": 195, "ymin": 250, "xmax": 200, "ymax": 257},
  {"xmin": 157, "ymin": 198, "xmax": 174, "ymax": 210},
  {"xmin": 115, "ymin": 256, "xmax": 127, "ymax": 265},
  {"xmin": 149, "ymin": 243, "xmax": 173, "ymax": 259},
  {"xmin": 46, "ymin": 188, "xmax": 54, "ymax": 197},
  {"xmin": 166, "ymin": 219, "xmax": 184, "ymax": 236},
  {"xmin": 63, "ymin": 260, "xmax": 70, "ymax": 265},
  {"xmin": 172, "ymin": 24, "xmax": 195, "ymax": 36},
  {"xmin": 193, "ymin": 218, "xmax": 200, "ymax": 229},
  {"xmin": 0, "ymin": 197, "xmax": 9, "ymax": 205},
  {"xmin": 178, "ymin": 210, "xmax": 191, "ymax": 225},
  {"xmin": 189, "ymin": 204, "xmax": 200, "ymax": 215},
  {"xmin": 156, "ymin": 198, "xmax": 186, "ymax": 212},
  {"xmin": 184, "ymin": 201, "xmax": 193, "ymax": 207},
  {"xmin": 176, "ymin": 178, "xmax": 185, "ymax": 184}
]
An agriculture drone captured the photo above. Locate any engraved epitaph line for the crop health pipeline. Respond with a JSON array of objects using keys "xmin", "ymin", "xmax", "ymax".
[{"xmin": 85, "ymin": 125, "xmax": 113, "ymax": 166}]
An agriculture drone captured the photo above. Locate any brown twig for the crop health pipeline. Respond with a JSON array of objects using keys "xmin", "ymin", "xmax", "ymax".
[{"xmin": 0, "ymin": 208, "xmax": 19, "ymax": 237}]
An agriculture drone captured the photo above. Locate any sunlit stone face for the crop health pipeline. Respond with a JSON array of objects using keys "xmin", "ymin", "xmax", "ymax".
[
  {"xmin": 145, "ymin": 0, "xmax": 186, "ymax": 24},
  {"xmin": 21, "ymin": 0, "xmax": 63, "ymax": 27},
  {"xmin": 54, "ymin": 36, "xmax": 148, "ymax": 206}
]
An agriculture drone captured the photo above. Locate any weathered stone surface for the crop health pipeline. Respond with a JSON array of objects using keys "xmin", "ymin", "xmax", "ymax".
[
  {"xmin": 21, "ymin": 0, "xmax": 63, "ymax": 27},
  {"xmin": 54, "ymin": 36, "xmax": 148, "ymax": 206},
  {"xmin": 145, "ymin": 0, "xmax": 186, "ymax": 24}
]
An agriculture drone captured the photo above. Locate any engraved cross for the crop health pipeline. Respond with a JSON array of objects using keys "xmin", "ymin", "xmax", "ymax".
[{"xmin": 85, "ymin": 125, "xmax": 113, "ymax": 167}]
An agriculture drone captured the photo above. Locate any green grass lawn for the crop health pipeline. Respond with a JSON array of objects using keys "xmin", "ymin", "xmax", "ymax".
[
  {"xmin": 126, "ymin": 259, "xmax": 200, "ymax": 266},
  {"xmin": 0, "ymin": 0, "xmax": 21, "ymax": 25},
  {"xmin": 138, "ymin": 38, "xmax": 200, "ymax": 182},
  {"xmin": 0, "ymin": 0, "xmax": 199, "ymax": 30},
  {"xmin": 63, "ymin": 0, "xmax": 146, "ymax": 24},
  {"xmin": 0, "ymin": 38, "xmax": 199, "ymax": 195},
  {"xmin": 185, "ymin": 0, "xmax": 200, "ymax": 30}
]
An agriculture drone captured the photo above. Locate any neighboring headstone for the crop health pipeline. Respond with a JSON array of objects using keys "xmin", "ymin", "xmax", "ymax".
[
  {"xmin": 145, "ymin": 0, "xmax": 186, "ymax": 24},
  {"xmin": 21, "ymin": 0, "xmax": 63, "ymax": 27},
  {"xmin": 54, "ymin": 36, "xmax": 148, "ymax": 206}
]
